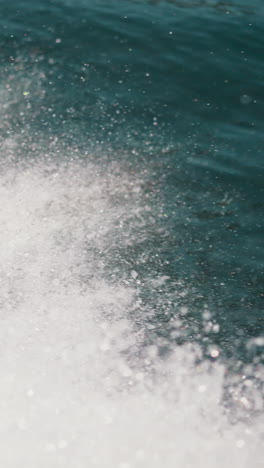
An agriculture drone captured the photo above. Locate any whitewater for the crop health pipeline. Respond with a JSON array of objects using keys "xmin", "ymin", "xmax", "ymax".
[
  {"xmin": 0, "ymin": 138, "xmax": 262, "ymax": 467},
  {"xmin": 0, "ymin": 0, "xmax": 263, "ymax": 461}
]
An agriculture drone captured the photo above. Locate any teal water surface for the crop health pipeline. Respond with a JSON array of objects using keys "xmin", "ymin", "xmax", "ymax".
[{"xmin": 0, "ymin": 0, "xmax": 263, "ymax": 402}]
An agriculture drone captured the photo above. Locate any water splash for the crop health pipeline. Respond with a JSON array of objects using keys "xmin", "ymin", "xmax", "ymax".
[{"xmin": 0, "ymin": 152, "xmax": 262, "ymax": 467}]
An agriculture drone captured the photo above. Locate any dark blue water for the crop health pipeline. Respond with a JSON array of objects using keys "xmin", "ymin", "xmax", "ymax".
[{"xmin": 0, "ymin": 1, "xmax": 263, "ymax": 465}]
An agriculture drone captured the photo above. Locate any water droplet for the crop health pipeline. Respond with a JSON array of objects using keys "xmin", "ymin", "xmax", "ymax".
[{"xmin": 240, "ymin": 94, "xmax": 252, "ymax": 105}]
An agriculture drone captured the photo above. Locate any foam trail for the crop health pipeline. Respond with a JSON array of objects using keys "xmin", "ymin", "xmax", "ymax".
[{"xmin": 0, "ymin": 155, "xmax": 263, "ymax": 468}]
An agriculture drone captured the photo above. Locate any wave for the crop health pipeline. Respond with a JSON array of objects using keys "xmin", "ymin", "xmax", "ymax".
[{"xmin": 0, "ymin": 150, "xmax": 263, "ymax": 467}]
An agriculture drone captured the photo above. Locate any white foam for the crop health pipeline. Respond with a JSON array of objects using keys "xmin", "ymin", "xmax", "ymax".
[{"xmin": 0, "ymin": 156, "xmax": 263, "ymax": 467}]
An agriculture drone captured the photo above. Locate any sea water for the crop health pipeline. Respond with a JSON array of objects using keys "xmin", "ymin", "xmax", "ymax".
[{"xmin": 0, "ymin": 0, "xmax": 263, "ymax": 466}]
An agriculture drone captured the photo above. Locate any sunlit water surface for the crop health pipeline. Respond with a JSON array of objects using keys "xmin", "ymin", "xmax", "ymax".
[{"xmin": 0, "ymin": 0, "xmax": 263, "ymax": 466}]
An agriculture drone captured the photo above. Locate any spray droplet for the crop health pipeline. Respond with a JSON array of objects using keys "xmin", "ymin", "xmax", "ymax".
[
  {"xmin": 131, "ymin": 270, "xmax": 138, "ymax": 279},
  {"xmin": 210, "ymin": 349, "xmax": 220, "ymax": 359},
  {"xmin": 240, "ymin": 94, "xmax": 252, "ymax": 105}
]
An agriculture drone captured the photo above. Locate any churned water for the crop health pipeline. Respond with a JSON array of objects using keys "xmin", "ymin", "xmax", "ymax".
[{"xmin": 0, "ymin": 0, "xmax": 263, "ymax": 467}]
